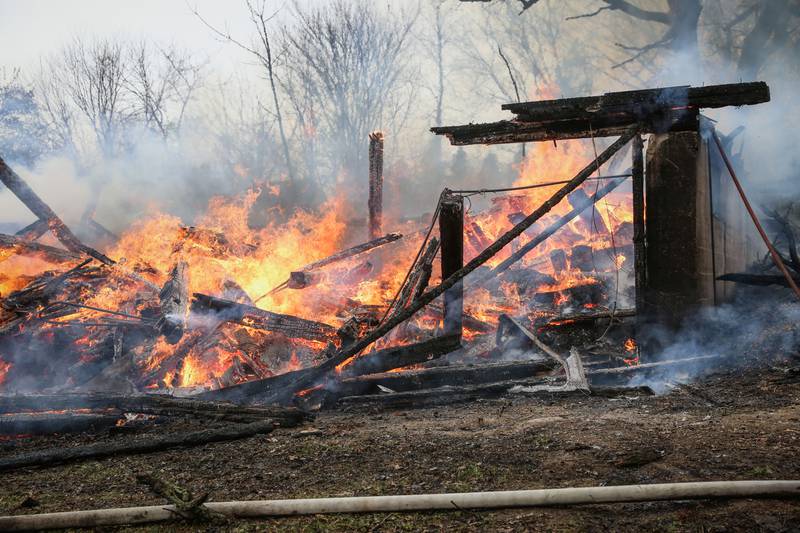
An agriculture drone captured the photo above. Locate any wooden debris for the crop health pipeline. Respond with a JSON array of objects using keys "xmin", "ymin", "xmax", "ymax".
[
  {"xmin": 0, "ymin": 233, "xmax": 82, "ymax": 263},
  {"xmin": 14, "ymin": 219, "xmax": 49, "ymax": 241},
  {"xmin": 440, "ymin": 192, "xmax": 464, "ymax": 337},
  {"xmin": 137, "ymin": 473, "xmax": 215, "ymax": 521},
  {"xmin": 339, "ymin": 334, "xmax": 462, "ymax": 378},
  {"xmin": 0, "ymin": 412, "xmax": 122, "ymax": 436},
  {"xmin": 0, "ymin": 420, "xmax": 285, "ymax": 472}
]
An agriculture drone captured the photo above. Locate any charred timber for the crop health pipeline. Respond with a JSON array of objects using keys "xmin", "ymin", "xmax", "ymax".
[
  {"xmin": 14, "ymin": 218, "xmax": 49, "ymax": 241},
  {"xmin": 191, "ymin": 293, "xmax": 337, "ymax": 342},
  {"xmin": 157, "ymin": 261, "xmax": 189, "ymax": 344},
  {"xmin": 501, "ymin": 82, "xmax": 770, "ymax": 120},
  {"xmin": 431, "ymin": 108, "xmax": 698, "ymax": 145},
  {"xmin": 0, "ymin": 393, "xmax": 310, "ymax": 425},
  {"xmin": 0, "ymin": 157, "xmax": 113, "ymax": 264},
  {"xmin": 439, "ymin": 192, "xmax": 464, "ymax": 337},
  {"xmin": 0, "ymin": 233, "xmax": 82, "ymax": 263},
  {"xmin": 368, "ymin": 131, "xmax": 384, "ymax": 240},
  {"xmin": 0, "ymin": 420, "xmax": 286, "ymax": 472},
  {"xmin": 716, "ymin": 273, "xmax": 800, "ymax": 287},
  {"xmin": 0, "ymin": 412, "xmax": 122, "ymax": 436},
  {"xmin": 303, "ymin": 232, "xmax": 402, "ymax": 272}
]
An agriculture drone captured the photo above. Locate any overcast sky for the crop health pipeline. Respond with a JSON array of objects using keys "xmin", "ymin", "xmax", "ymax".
[{"xmin": 0, "ymin": 0, "xmax": 277, "ymax": 75}]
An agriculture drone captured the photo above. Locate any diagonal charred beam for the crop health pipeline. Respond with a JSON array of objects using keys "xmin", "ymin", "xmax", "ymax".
[
  {"xmin": 191, "ymin": 293, "xmax": 337, "ymax": 342},
  {"xmin": 0, "ymin": 157, "xmax": 113, "ymax": 265},
  {"xmin": 259, "ymin": 129, "xmax": 636, "ymax": 405},
  {"xmin": 0, "ymin": 233, "xmax": 82, "ymax": 263},
  {"xmin": 338, "ymin": 334, "xmax": 462, "ymax": 378},
  {"xmin": 14, "ymin": 219, "xmax": 49, "ymax": 241}
]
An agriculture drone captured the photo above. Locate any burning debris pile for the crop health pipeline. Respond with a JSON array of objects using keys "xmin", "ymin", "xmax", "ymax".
[{"xmin": 0, "ymin": 81, "xmax": 785, "ymax": 434}]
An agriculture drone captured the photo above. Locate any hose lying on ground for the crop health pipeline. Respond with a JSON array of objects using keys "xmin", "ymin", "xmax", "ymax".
[{"xmin": 2, "ymin": 480, "xmax": 798, "ymax": 531}]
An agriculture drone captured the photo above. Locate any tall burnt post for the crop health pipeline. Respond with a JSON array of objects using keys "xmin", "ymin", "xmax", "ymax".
[
  {"xmin": 439, "ymin": 190, "xmax": 464, "ymax": 337},
  {"xmin": 368, "ymin": 131, "xmax": 384, "ymax": 240},
  {"xmin": 631, "ymin": 134, "xmax": 646, "ymax": 323}
]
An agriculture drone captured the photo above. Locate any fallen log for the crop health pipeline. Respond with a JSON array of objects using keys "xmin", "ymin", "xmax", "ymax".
[
  {"xmin": 258, "ymin": 130, "xmax": 636, "ymax": 405},
  {"xmin": 0, "ymin": 420, "xmax": 284, "ymax": 472},
  {"xmin": 156, "ymin": 261, "xmax": 189, "ymax": 344},
  {"xmin": 0, "ymin": 233, "xmax": 82, "ymax": 263},
  {"xmin": 256, "ymin": 233, "xmax": 403, "ymax": 300},
  {"xmin": 191, "ymin": 293, "xmax": 337, "ymax": 342},
  {"xmin": 0, "ymin": 157, "xmax": 113, "ymax": 264},
  {"xmin": 0, "ymin": 412, "xmax": 122, "ymax": 436},
  {"xmin": 0, "ymin": 393, "xmax": 311, "ymax": 425},
  {"xmin": 2, "ymin": 480, "xmax": 797, "ymax": 530}
]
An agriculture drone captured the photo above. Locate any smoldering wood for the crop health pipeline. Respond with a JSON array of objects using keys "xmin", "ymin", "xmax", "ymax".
[
  {"xmin": 256, "ymin": 131, "xmax": 636, "ymax": 405},
  {"xmin": 498, "ymin": 314, "xmax": 564, "ymax": 364},
  {"xmin": 14, "ymin": 218, "xmax": 49, "ymax": 241},
  {"xmin": 0, "ymin": 157, "xmax": 113, "ymax": 264},
  {"xmin": 568, "ymin": 189, "xmax": 608, "ymax": 234},
  {"xmin": 1, "ymin": 259, "xmax": 95, "ymax": 313},
  {"xmin": 550, "ymin": 249, "xmax": 567, "ymax": 275},
  {"xmin": 0, "ymin": 233, "xmax": 82, "ymax": 263},
  {"xmin": 439, "ymin": 192, "xmax": 464, "ymax": 337},
  {"xmin": 336, "ymin": 382, "xmax": 653, "ymax": 410},
  {"xmin": 473, "ymin": 177, "xmax": 627, "ymax": 286},
  {"xmin": 0, "ymin": 393, "xmax": 310, "ymax": 425},
  {"xmin": 191, "ymin": 293, "xmax": 337, "ymax": 342},
  {"xmin": 323, "ymin": 358, "xmax": 559, "ymax": 400},
  {"xmin": 368, "ymin": 131, "xmax": 384, "ymax": 240},
  {"xmin": 0, "ymin": 420, "xmax": 285, "ymax": 472},
  {"xmin": 338, "ymin": 334, "xmax": 462, "ymax": 378},
  {"xmin": 157, "ymin": 261, "xmax": 189, "ymax": 344},
  {"xmin": 432, "ymin": 82, "xmax": 769, "ymax": 146},
  {"xmin": 394, "ymin": 237, "xmax": 439, "ymax": 313},
  {"xmin": 220, "ymin": 279, "xmax": 254, "ymax": 305},
  {"xmin": 0, "ymin": 412, "xmax": 122, "ymax": 436}
]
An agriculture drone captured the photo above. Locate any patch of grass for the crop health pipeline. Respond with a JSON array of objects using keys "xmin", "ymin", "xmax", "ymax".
[{"xmin": 747, "ymin": 465, "xmax": 774, "ymax": 477}]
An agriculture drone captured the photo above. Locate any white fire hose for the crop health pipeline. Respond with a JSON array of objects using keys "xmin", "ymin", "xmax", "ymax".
[{"xmin": 1, "ymin": 480, "xmax": 798, "ymax": 530}]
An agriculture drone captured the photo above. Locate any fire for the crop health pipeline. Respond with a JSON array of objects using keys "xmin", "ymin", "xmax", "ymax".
[
  {"xmin": 623, "ymin": 338, "xmax": 639, "ymax": 366},
  {"xmin": 0, "ymin": 358, "xmax": 11, "ymax": 388}
]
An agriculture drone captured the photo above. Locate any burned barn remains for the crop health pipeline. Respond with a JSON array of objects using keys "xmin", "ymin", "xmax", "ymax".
[{"xmin": 0, "ymin": 81, "xmax": 783, "ymax": 455}]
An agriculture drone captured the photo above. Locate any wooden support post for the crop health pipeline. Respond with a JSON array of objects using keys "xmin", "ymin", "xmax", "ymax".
[
  {"xmin": 368, "ymin": 131, "xmax": 384, "ymax": 240},
  {"xmin": 439, "ymin": 191, "xmax": 463, "ymax": 337},
  {"xmin": 631, "ymin": 135, "xmax": 646, "ymax": 320}
]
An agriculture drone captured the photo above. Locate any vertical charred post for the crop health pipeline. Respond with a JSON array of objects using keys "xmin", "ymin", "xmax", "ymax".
[
  {"xmin": 439, "ymin": 191, "xmax": 463, "ymax": 338},
  {"xmin": 631, "ymin": 135, "xmax": 646, "ymax": 322},
  {"xmin": 368, "ymin": 131, "xmax": 384, "ymax": 240}
]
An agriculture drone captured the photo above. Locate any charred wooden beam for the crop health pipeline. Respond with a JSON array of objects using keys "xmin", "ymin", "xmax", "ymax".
[
  {"xmin": 191, "ymin": 293, "xmax": 337, "ymax": 342},
  {"xmin": 0, "ymin": 393, "xmax": 310, "ymax": 425},
  {"xmin": 716, "ymin": 273, "xmax": 800, "ymax": 287},
  {"xmin": 632, "ymin": 134, "xmax": 647, "ymax": 319},
  {"xmin": 501, "ymin": 82, "xmax": 770, "ymax": 120},
  {"xmin": 431, "ymin": 108, "xmax": 697, "ymax": 146},
  {"xmin": 337, "ymin": 382, "xmax": 653, "ymax": 410},
  {"xmin": 398, "ymin": 237, "xmax": 439, "ymax": 311},
  {"xmin": 432, "ymin": 82, "xmax": 769, "ymax": 146},
  {"xmin": 439, "ymin": 191, "xmax": 464, "ymax": 337},
  {"xmin": 14, "ymin": 218, "xmax": 49, "ymax": 241},
  {"xmin": 339, "ymin": 334, "xmax": 462, "ymax": 378},
  {"xmin": 156, "ymin": 261, "xmax": 189, "ymax": 344},
  {"xmin": 368, "ymin": 131, "xmax": 384, "ymax": 239},
  {"xmin": 0, "ymin": 233, "xmax": 82, "ymax": 263},
  {"xmin": 257, "ymin": 131, "xmax": 636, "ymax": 405},
  {"xmin": 0, "ymin": 412, "xmax": 122, "ymax": 436},
  {"xmin": 0, "ymin": 157, "xmax": 113, "ymax": 264},
  {"xmin": 0, "ymin": 420, "xmax": 289, "ymax": 472}
]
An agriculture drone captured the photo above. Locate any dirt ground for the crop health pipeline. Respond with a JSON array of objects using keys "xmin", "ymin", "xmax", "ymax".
[{"xmin": 1, "ymin": 362, "xmax": 800, "ymax": 532}]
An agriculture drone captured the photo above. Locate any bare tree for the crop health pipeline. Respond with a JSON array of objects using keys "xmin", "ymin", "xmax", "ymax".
[
  {"xmin": 126, "ymin": 42, "xmax": 203, "ymax": 140},
  {"xmin": 279, "ymin": 0, "xmax": 417, "ymax": 182},
  {"xmin": 192, "ymin": 0, "xmax": 296, "ymax": 183}
]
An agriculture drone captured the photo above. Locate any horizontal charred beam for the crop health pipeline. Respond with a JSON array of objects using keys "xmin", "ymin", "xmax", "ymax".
[
  {"xmin": 191, "ymin": 293, "xmax": 337, "ymax": 342},
  {"xmin": 500, "ymin": 82, "xmax": 770, "ymax": 120},
  {"xmin": 431, "ymin": 108, "xmax": 697, "ymax": 145},
  {"xmin": 0, "ymin": 412, "xmax": 122, "ymax": 436},
  {"xmin": 0, "ymin": 393, "xmax": 310, "ymax": 425}
]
